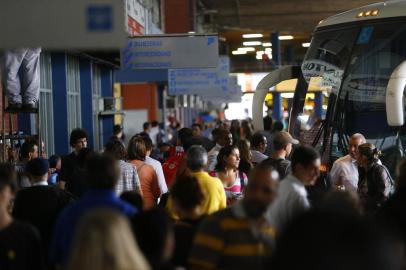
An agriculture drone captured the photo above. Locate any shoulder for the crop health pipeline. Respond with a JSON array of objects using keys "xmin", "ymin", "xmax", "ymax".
[{"xmin": 333, "ymin": 155, "xmax": 352, "ymax": 166}]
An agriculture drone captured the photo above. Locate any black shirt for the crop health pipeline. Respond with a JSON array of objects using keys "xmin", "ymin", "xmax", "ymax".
[
  {"xmin": 0, "ymin": 220, "xmax": 44, "ymax": 270},
  {"xmin": 58, "ymin": 152, "xmax": 87, "ymax": 198},
  {"xmin": 261, "ymin": 157, "xmax": 291, "ymax": 180},
  {"xmin": 13, "ymin": 185, "xmax": 75, "ymax": 253}
]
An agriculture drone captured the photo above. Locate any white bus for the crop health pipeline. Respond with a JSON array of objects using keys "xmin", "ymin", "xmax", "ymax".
[{"xmin": 253, "ymin": 0, "xmax": 406, "ymax": 177}]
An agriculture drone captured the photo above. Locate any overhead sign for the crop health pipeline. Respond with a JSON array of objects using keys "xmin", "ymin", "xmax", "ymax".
[
  {"xmin": 122, "ymin": 35, "xmax": 219, "ymax": 69},
  {"xmin": 168, "ymin": 56, "xmax": 229, "ymax": 96},
  {"xmin": 0, "ymin": 0, "xmax": 126, "ymax": 49},
  {"xmin": 126, "ymin": 0, "xmax": 146, "ymax": 36}
]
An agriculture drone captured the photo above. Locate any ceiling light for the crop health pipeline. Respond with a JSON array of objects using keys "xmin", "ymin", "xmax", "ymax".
[
  {"xmin": 232, "ymin": 50, "xmax": 247, "ymax": 55},
  {"xmin": 262, "ymin": 43, "xmax": 272, "ymax": 47},
  {"xmin": 278, "ymin": 35, "xmax": 294, "ymax": 40},
  {"xmin": 302, "ymin": 42, "xmax": 311, "ymax": 48},
  {"xmin": 242, "ymin": 33, "xmax": 263, "ymax": 38},
  {"xmin": 265, "ymin": 48, "xmax": 272, "ymax": 53},
  {"xmin": 243, "ymin": 41, "xmax": 262, "ymax": 46},
  {"xmin": 256, "ymin": 54, "xmax": 263, "ymax": 60},
  {"xmin": 238, "ymin": 47, "xmax": 255, "ymax": 52},
  {"xmin": 256, "ymin": 51, "xmax": 264, "ymax": 54}
]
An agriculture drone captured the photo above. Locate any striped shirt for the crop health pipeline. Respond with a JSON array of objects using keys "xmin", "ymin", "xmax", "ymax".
[
  {"xmin": 210, "ymin": 171, "xmax": 248, "ymax": 205},
  {"xmin": 189, "ymin": 201, "xmax": 276, "ymax": 270},
  {"xmin": 115, "ymin": 160, "xmax": 142, "ymax": 195}
]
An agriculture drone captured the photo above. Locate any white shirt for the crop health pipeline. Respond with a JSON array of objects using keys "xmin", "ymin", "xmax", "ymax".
[
  {"xmin": 268, "ymin": 174, "xmax": 310, "ymax": 230},
  {"xmin": 329, "ymin": 155, "xmax": 359, "ymax": 193},
  {"xmin": 145, "ymin": 156, "xmax": 168, "ymax": 194},
  {"xmin": 250, "ymin": 150, "xmax": 268, "ymax": 164},
  {"xmin": 149, "ymin": 126, "xmax": 160, "ymax": 146},
  {"xmin": 207, "ymin": 144, "xmax": 222, "ymax": 172},
  {"xmin": 32, "ymin": 180, "xmax": 48, "ymax": 186}
]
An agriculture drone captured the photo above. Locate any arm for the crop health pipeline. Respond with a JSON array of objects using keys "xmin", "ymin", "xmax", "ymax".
[
  {"xmin": 132, "ymin": 166, "xmax": 143, "ymax": 196},
  {"xmin": 155, "ymin": 162, "xmax": 168, "ymax": 194}
]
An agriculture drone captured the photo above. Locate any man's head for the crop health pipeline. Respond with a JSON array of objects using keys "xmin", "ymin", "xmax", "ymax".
[
  {"xmin": 70, "ymin": 128, "xmax": 88, "ymax": 153},
  {"xmin": 177, "ymin": 128, "xmax": 193, "ymax": 147},
  {"xmin": 49, "ymin": 155, "xmax": 61, "ymax": 171},
  {"xmin": 243, "ymin": 163, "xmax": 279, "ymax": 219},
  {"xmin": 20, "ymin": 140, "xmax": 39, "ymax": 161},
  {"xmin": 250, "ymin": 132, "xmax": 267, "ymax": 153},
  {"xmin": 86, "ymin": 153, "xmax": 119, "ymax": 190},
  {"xmin": 143, "ymin": 122, "xmax": 151, "ymax": 132},
  {"xmin": 348, "ymin": 133, "xmax": 366, "ymax": 159},
  {"xmin": 291, "ymin": 146, "xmax": 321, "ymax": 185},
  {"xmin": 263, "ymin": 116, "xmax": 273, "ymax": 132},
  {"xmin": 26, "ymin": 158, "xmax": 49, "ymax": 183},
  {"xmin": 216, "ymin": 129, "xmax": 232, "ymax": 147},
  {"xmin": 104, "ymin": 140, "xmax": 127, "ymax": 161},
  {"xmin": 113, "ymin": 125, "xmax": 123, "ymax": 138},
  {"xmin": 273, "ymin": 131, "xmax": 299, "ymax": 156},
  {"xmin": 192, "ymin": 123, "xmax": 203, "ymax": 137},
  {"xmin": 186, "ymin": 145, "xmax": 208, "ymax": 172}
]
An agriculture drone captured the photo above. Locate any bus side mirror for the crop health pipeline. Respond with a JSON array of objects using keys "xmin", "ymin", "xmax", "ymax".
[{"xmin": 386, "ymin": 60, "xmax": 406, "ymax": 127}]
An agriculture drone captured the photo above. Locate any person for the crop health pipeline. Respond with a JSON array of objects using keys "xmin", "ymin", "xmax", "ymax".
[
  {"xmin": 50, "ymin": 153, "xmax": 136, "ymax": 267},
  {"xmin": 15, "ymin": 139, "xmax": 39, "ymax": 188},
  {"xmin": 240, "ymin": 120, "xmax": 253, "ymax": 141},
  {"xmin": 65, "ymin": 147, "xmax": 94, "ymax": 198},
  {"xmin": 47, "ymin": 154, "xmax": 61, "ymax": 185},
  {"xmin": 230, "ymin": 119, "xmax": 241, "ymax": 143},
  {"xmin": 207, "ymin": 128, "xmax": 233, "ymax": 172},
  {"xmin": 192, "ymin": 123, "xmax": 214, "ymax": 151},
  {"xmin": 109, "ymin": 124, "xmax": 125, "ymax": 145},
  {"xmin": 250, "ymin": 132, "xmax": 268, "ymax": 165},
  {"xmin": 357, "ymin": 143, "xmax": 393, "ymax": 212},
  {"xmin": 0, "ymin": 163, "xmax": 44, "ymax": 270},
  {"xmin": 189, "ymin": 163, "xmax": 279, "ymax": 270},
  {"xmin": 269, "ymin": 145, "xmax": 320, "ymax": 230},
  {"xmin": 149, "ymin": 121, "xmax": 161, "ymax": 147},
  {"xmin": 57, "ymin": 128, "xmax": 88, "ymax": 190},
  {"xmin": 210, "ymin": 145, "xmax": 248, "ymax": 205},
  {"xmin": 1, "ymin": 48, "xmax": 42, "ymax": 110},
  {"xmin": 143, "ymin": 122, "xmax": 151, "ymax": 135},
  {"xmin": 330, "ymin": 133, "xmax": 366, "ymax": 193},
  {"xmin": 67, "ymin": 209, "xmax": 150, "ymax": 270},
  {"xmin": 132, "ymin": 209, "xmax": 174, "ymax": 270},
  {"xmin": 170, "ymin": 175, "xmax": 206, "ymax": 268},
  {"xmin": 262, "ymin": 131, "xmax": 298, "ymax": 180},
  {"xmin": 120, "ymin": 191, "xmax": 144, "ymax": 211},
  {"xmin": 104, "ymin": 140, "xmax": 142, "ymax": 196},
  {"xmin": 262, "ymin": 115, "xmax": 273, "ymax": 156},
  {"xmin": 12, "ymin": 158, "xmax": 74, "ymax": 254},
  {"xmin": 237, "ymin": 139, "xmax": 254, "ymax": 177},
  {"xmin": 142, "ymin": 136, "xmax": 168, "ymax": 195},
  {"xmin": 128, "ymin": 136, "xmax": 161, "ymax": 210}
]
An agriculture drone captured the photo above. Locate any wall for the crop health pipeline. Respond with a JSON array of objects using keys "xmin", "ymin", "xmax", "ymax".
[
  {"xmin": 164, "ymin": 0, "xmax": 194, "ymax": 33},
  {"xmin": 122, "ymin": 83, "xmax": 158, "ymax": 122}
]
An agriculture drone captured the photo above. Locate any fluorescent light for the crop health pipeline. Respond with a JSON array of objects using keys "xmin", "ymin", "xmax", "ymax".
[
  {"xmin": 188, "ymin": 31, "xmax": 195, "ymax": 34},
  {"xmin": 243, "ymin": 41, "xmax": 262, "ymax": 46},
  {"xmin": 238, "ymin": 47, "xmax": 255, "ymax": 52},
  {"xmin": 242, "ymin": 33, "xmax": 263, "ymax": 38},
  {"xmin": 302, "ymin": 42, "xmax": 311, "ymax": 48},
  {"xmin": 256, "ymin": 54, "xmax": 263, "ymax": 60},
  {"xmin": 278, "ymin": 35, "xmax": 294, "ymax": 40},
  {"xmin": 256, "ymin": 51, "xmax": 264, "ymax": 54},
  {"xmin": 262, "ymin": 43, "xmax": 272, "ymax": 47},
  {"xmin": 232, "ymin": 50, "xmax": 247, "ymax": 55},
  {"xmin": 265, "ymin": 48, "xmax": 272, "ymax": 53},
  {"xmin": 281, "ymin": 93, "xmax": 295, "ymax": 98}
]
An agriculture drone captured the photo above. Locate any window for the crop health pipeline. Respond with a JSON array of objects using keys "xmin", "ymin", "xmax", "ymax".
[
  {"xmin": 92, "ymin": 65, "xmax": 103, "ymax": 151},
  {"xmin": 39, "ymin": 53, "xmax": 55, "ymax": 156},
  {"xmin": 66, "ymin": 56, "xmax": 82, "ymax": 134}
]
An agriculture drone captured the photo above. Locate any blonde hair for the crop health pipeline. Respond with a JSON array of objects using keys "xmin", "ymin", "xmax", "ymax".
[{"xmin": 67, "ymin": 209, "xmax": 150, "ymax": 270}]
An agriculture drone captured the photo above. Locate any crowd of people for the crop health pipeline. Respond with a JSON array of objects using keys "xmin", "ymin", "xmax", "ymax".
[{"xmin": 0, "ymin": 118, "xmax": 405, "ymax": 270}]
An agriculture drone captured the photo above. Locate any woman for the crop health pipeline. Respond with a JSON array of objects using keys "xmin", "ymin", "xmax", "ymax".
[
  {"xmin": 237, "ymin": 139, "xmax": 253, "ymax": 177},
  {"xmin": 230, "ymin": 119, "xmax": 241, "ymax": 143},
  {"xmin": 128, "ymin": 136, "xmax": 161, "ymax": 210},
  {"xmin": 210, "ymin": 145, "xmax": 248, "ymax": 205},
  {"xmin": 357, "ymin": 143, "xmax": 394, "ymax": 212},
  {"xmin": 67, "ymin": 209, "xmax": 150, "ymax": 270},
  {"xmin": 240, "ymin": 120, "xmax": 253, "ymax": 141}
]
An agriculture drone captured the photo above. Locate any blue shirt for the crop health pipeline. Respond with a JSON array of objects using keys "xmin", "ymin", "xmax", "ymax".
[
  {"xmin": 49, "ymin": 189, "xmax": 136, "ymax": 266},
  {"xmin": 48, "ymin": 173, "xmax": 58, "ymax": 185}
]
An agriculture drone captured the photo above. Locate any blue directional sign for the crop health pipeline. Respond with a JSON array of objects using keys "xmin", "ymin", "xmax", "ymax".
[{"xmin": 122, "ymin": 35, "xmax": 219, "ymax": 69}]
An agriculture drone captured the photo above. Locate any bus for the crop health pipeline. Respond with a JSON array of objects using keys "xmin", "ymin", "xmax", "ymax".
[{"xmin": 253, "ymin": 0, "xmax": 406, "ymax": 177}]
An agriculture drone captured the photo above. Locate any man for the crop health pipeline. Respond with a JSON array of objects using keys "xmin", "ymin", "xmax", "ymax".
[
  {"xmin": 13, "ymin": 158, "xmax": 74, "ymax": 253},
  {"xmin": 262, "ymin": 131, "xmax": 298, "ymax": 180},
  {"xmin": 57, "ymin": 128, "xmax": 88, "ymax": 190},
  {"xmin": 330, "ymin": 133, "xmax": 366, "ymax": 193},
  {"xmin": 149, "ymin": 121, "xmax": 160, "ymax": 146},
  {"xmin": 250, "ymin": 132, "xmax": 268, "ymax": 165},
  {"xmin": 189, "ymin": 163, "xmax": 279, "ymax": 270},
  {"xmin": 269, "ymin": 145, "xmax": 320, "ymax": 230},
  {"xmin": 207, "ymin": 128, "xmax": 232, "ymax": 172},
  {"xmin": 143, "ymin": 122, "xmax": 151, "ymax": 134},
  {"xmin": 262, "ymin": 115, "xmax": 273, "ymax": 156},
  {"xmin": 50, "ymin": 154, "xmax": 136, "ymax": 267},
  {"xmin": 109, "ymin": 124, "xmax": 125, "ymax": 145},
  {"xmin": 15, "ymin": 139, "xmax": 39, "ymax": 188},
  {"xmin": 142, "ymin": 135, "xmax": 168, "ymax": 195},
  {"xmin": 192, "ymin": 123, "xmax": 214, "ymax": 151}
]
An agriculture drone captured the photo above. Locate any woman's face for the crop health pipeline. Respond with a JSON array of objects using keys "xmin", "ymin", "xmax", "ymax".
[
  {"xmin": 224, "ymin": 148, "xmax": 240, "ymax": 169},
  {"xmin": 356, "ymin": 152, "xmax": 368, "ymax": 167}
]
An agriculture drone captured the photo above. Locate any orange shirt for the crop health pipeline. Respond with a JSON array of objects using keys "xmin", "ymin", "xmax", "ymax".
[{"xmin": 130, "ymin": 160, "xmax": 161, "ymax": 210}]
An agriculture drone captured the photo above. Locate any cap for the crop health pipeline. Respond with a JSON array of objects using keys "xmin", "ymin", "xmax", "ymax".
[
  {"xmin": 26, "ymin": 158, "xmax": 49, "ymax": 176},
  {"xmin": 273, "ymin": 131, "xmax": 299, "ymax": 145}
]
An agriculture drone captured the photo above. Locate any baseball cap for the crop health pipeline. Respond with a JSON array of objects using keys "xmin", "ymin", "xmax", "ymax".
[
  {"xmin": 273, "ymin": 131, "xmax": 299, "ymax": 145},
  {"xmin": 26, "ymin": 158, "xmax": 49, "ymax": 176}
]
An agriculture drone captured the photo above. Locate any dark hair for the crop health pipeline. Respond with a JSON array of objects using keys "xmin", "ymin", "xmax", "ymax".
[
  {"xmin": 48, "ymin": 155, "xmax": 61, "ymax": 169},
  {"xmin": 85, "ymin": 153, "xmax": 119, "ymax": 189},
  {"xmin": 113, "ymin": 125, "xmax": 122, "ymax": 135},
  {"xmin": 0, "ymin": 164, "xmax": 17, "ymax": 193},
  {"xmin": 178, "ymin": 128, "xmax": 193, "ymax": 145},
  {"xmin": 70, "ymin": 128, "xmax": 88, "ymax": 147},
  {"xmin": 291, "ymin": 146, "xmax": 320, "ymax": 172},
  {"xmin": 120, "ymin": 191, "xmax": 143, "ymax": 211},
  {"xmin": 192, "ymin": 123, "xmax": 202, "ymax": 130},
  {"xmin": 263, "ymin": 116, "xmax": 273, "ymax": 131},
  {"xmin": 215, "ymin": 145, "xmax": 239, "ymax": 172},
  {"xmin": 151, "ymin": 121, "xmax": 159, "ymax": 127},
  {"xmin": 358, "ymin": 143, "xmax": 381, "ymax": 163},
  {"xmin": 143, "ymin": 122, "xmax": 150, "ymax": 131},
  {"xmin": 273, "ymin": 139, "xmax": 286, "ymax": 151},
  {"xmin": 141, "ymin": 135, "xmax": 153, "ymax": 151},
  {"xmin": 20, "ymin": 140, "xmax": 38, "ymax": 159},
  {"xmin": 127, "ymin": 136, "xmax": 147, "ymax": 161},
  {"xmin": 237, "ymin": 139, "xmax": 252, "ymax": 162},
  {"xmin": 241, "ymin": 120, "xmax": 253, "ymax": 140},
  {"xmin": 171, "ymin": 175, "xmax": 205, "ymax": 211},
  {"xmin": 104, "ymin": 140, "xmax": 127, "ymax": 160},
  {"xmin": 250, "ymin": 132, "xmax": 266, "ymax": 148},
  {"xmin": 272, "ymin": 121, "xmax": 284, "ymax": 132}
]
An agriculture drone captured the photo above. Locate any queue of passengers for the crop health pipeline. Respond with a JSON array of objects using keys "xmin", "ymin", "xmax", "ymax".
[{"xmin": 0, "ymin": 118, "xmax": 404, "ymax": 270}]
